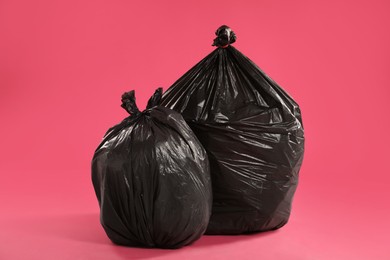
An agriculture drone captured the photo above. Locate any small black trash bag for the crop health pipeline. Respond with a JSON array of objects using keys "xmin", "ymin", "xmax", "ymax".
[
  {"xmin": 92, "ymin": 88, "xmax": 212, "ymax": 248},
  {"xmin": 161, "ymin": 26, "xmax": 305, "ymax": 235}
]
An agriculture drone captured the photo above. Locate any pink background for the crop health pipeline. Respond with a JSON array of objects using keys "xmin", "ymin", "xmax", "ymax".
[{"xmin": 1, "ymin": 0, "xmax": 389, "ymax": 259}]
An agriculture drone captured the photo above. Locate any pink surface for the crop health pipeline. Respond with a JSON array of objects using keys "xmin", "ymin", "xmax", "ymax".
[{"xmin": 1, "ymin": 0, "xmax": 389, "ymax": 259}]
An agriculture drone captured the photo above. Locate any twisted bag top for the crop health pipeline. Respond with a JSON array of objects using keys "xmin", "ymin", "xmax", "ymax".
[{"xmin": 161, "ymin": 26, "xmax": 305, "ymax": 234}]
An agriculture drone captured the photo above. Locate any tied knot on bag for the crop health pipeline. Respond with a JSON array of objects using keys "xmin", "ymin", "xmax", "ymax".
[
  {"xmin": 121, "ymin": 87, "xmax": 163, "ymax": 116},
  {"xmin": 146, "ymin": 87, "xmax": 163, "ymax": 109},
  {"xmin": 212, "ymin": 25, "xmax": 236, "ymax": 48},
  {"xmin": 121, "ymin": 90, "xmax": 141, "ymax": 116}
]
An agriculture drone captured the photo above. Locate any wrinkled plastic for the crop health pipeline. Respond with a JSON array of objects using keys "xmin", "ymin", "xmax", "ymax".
[
  {"xmin": 92, "ymin": 88, "xmax": 212, "ymax": 248},
  {"xmin": 161, "ymin": 26, "xmax": 305, "ymax": 235}
]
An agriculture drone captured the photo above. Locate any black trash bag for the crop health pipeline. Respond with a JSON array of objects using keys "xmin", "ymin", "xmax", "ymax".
[
  {"xmin": 161, "ymin": 26, "xmax": 305, "ymax": 235},
  {"xmin": 92, "ymin": 88, "xmax": 212, "ymax": 248}
]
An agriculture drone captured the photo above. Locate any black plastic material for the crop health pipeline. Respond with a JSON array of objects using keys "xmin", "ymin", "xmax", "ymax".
[
  {"xmin": 92, "ymin": 88, "xmax": 212, "ymax": 248},
  {"xmin": 161, "ymin": 26, "xmax": 305, "ymax": 235},
  {"xmin": 212, "ymin": 25, "xmax": 236, "ymax": 47}
]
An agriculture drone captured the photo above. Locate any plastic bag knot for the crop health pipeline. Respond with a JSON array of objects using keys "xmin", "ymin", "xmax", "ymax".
[
  {"xmin": 212, "ymin": 25, "xmax": 236, "ymax": 48},
  {"xmin": 121, "ymin": 90, "xmax": 141, "ymax": 116}
]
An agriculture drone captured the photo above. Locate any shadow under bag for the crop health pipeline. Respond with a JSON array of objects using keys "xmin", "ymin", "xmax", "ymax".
[
  {"xmin": 92, "ymin": 88, "xmax": 212, "ymax": 248},
  {"xmin": 161, "ymin": 26, "xmax": 305, "ymax": 235}
]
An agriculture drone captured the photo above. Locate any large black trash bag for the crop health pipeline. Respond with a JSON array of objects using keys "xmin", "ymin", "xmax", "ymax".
[
  {"xmin": 161, "ymin": 26, "xmax": 305, "ymax": 235},
  {"xmin": 92, "ymin": 88, "xmax": 212, "ymax": 248}
]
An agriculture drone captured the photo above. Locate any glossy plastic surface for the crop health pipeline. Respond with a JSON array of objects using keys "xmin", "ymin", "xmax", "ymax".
[
  {"xmin": 161, "ymin": 26, "xmax": 305, "ymax": 235},
  {"xmin": 92, "ymin": 88, "xmax": 212, "ymax": 248}
]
